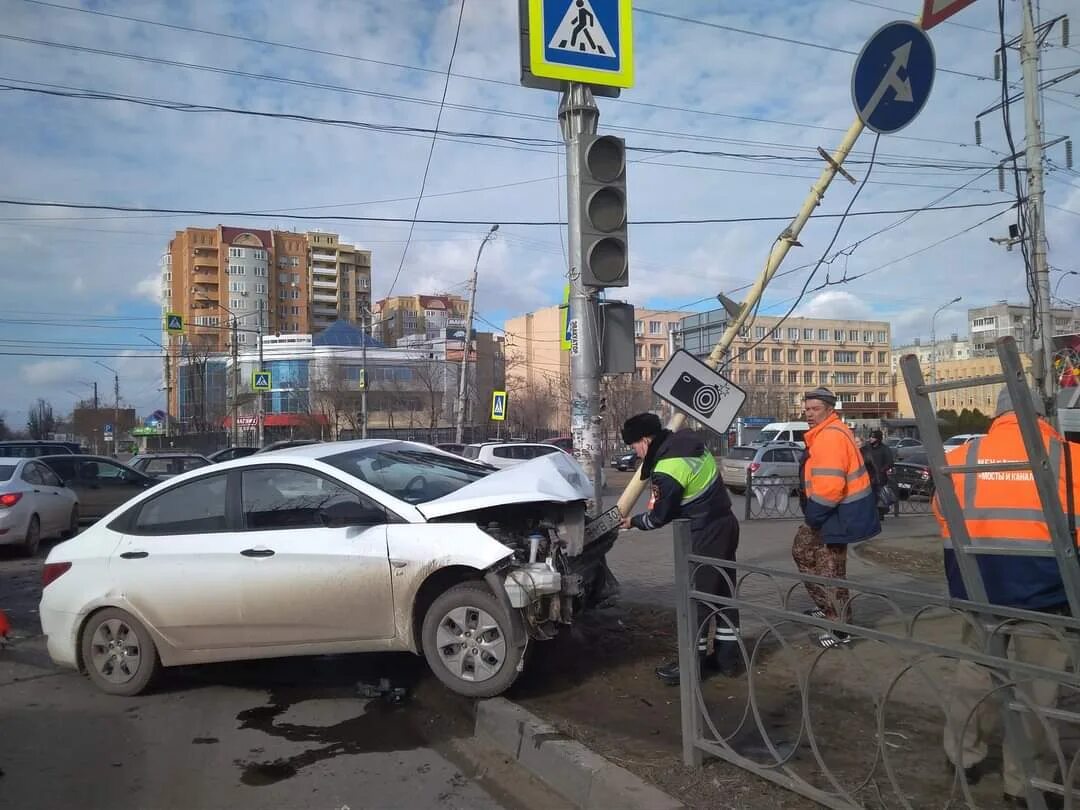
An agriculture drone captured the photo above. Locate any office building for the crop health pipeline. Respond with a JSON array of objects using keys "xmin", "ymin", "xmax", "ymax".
[
  {"xmin": 633, "ymin": 309, "xmax": 683, "ymax": 383},
  {"xmin": 890, "ymin": 335, "xmax": 970, "ymax": 374}
]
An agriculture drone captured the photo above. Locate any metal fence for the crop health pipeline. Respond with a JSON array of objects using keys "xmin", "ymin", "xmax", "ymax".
[
  {"xmin": 671, "ymin": 520, "xmax": 1080, "ymax": 809},
  {"xmin": 741, "ymin": 474, "xmax": 933, "ymax": 520}
]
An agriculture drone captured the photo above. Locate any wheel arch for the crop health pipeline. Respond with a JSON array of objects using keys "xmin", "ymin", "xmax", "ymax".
[{"xmin": 410, "ymin": 565, "xmax": 486, "ymax": 652}]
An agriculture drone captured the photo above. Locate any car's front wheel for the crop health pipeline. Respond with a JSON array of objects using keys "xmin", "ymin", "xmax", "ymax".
[
  {"xmin": 81, "ymin": 608, "xmax": 161, "ymax": 696},
  {"xmin": 421, "ymin": 583, "xmax": 525, "ymax": 698}
]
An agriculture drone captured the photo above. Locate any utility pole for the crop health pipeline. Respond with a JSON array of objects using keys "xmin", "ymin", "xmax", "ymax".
[
  {"xmin": 560, "ymin": 83, "xmax": 603, "ymax": 506},
  {"xmin": 231, "ymin": 316, "xmax": 239, "ymax": 448},
  {"xmin": 361, "ymin": 307, "xmax": 369, "ymax": 439},
  {"xmin": 257, "ymin": 310, "xmax": 265, "ymax": 448},
  {"xmin": 456, "ymin": 224, "xmax": 499, "ymax": 445},
  {"xmin": 163, "ymin": 343, "xmax": 172, "ymax": 439},
  {"xmin": 95, "ymin": 361, "xmax": 119, "ymax": 457},
  {"xmin": 1020, "ymin": 0, "xmax": 1053, "ymax": 404}
]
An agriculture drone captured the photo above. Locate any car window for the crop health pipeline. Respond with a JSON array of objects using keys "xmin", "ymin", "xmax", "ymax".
[
  {"xmin": 0, "ymin": 464, "xmax": 14, "ymax": 482},
  {"xmin": 779, "ymin": 449, "xmax": 797, "ymax": 463},
  {"xmin": 905, "ymin": 453, "xmax": 929, "ymax": 466},
  {"xmin": 35, "ymin": 463, "xmax": 63, "ymax": 487},
  {"xmin": 761, "ymin": 450, "xmax": 777, "ymax": 462},
  {"xmin": 493, "ymin": 446, "xmax": 514, "ymax": 459},
  {"xmin": 181, "ymin": 457, "xmax": 210, "ymax": 472},
  {"xmin": 792, "ymin": 431, "xmax": 806, "ymax": 443},
  {"xmin": 242, "ymin": 467, "xmax": 380, "ymax": 530},
  {"xmin": 533, "ymin": 446, "xmax": 560, "ymax": 457},
  {"xmin": 324, "ymin": 443, "xmax": 491, "ymax": 504},
  {"xmin": 727, "ymin": 448, "xmax": 757, "ymax": 461},
  {"xmin": 133, "ymin": 473, "xmax": 228, "ymax": 535},
  {"xmin": 21, "ymin": 464, "xmax": 42, "ymax": 485},
  {"xmin": 463, "ymin": 446, "xmax": 480, "ymax": 460}
]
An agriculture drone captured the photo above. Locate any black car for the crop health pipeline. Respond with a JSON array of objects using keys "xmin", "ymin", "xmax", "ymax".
[
  {"xmin": 435, "ymin": 443, "xmax": 465, "ymax": 456},
  {"xmin": 611, "ymin": 450, "xmax": 637, "ymax": 471},
  {"xmin": 256, "ymin": 439, "xmax": 320, "ymax": 454},
  {"xmin": 0, "ymin": 440, "xmax": 81, "ymax": 457},
  {"xmin": 208, "ymin": 446, "xmax": 259, "ymax": 463},
  {"xmin": 888, "ymin": 452, "xmax": 934, "ymax": 499},
  {"xmin": 38, "ymin": 455, "xmax": 156, "ymax": 523}
]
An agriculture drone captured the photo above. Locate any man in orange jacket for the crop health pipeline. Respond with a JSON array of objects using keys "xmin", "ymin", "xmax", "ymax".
[
  {"xmin": 935, "ymin": 385, "xmax": 1077, "ymax": 808},
  {"xmin": 795, "ymin": 387, "xmax": 880, "ymax": 648}
]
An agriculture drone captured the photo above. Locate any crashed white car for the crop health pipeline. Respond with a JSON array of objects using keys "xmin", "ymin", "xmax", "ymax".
[{"xmin": 39, "ymin": 440, "xmax": 617, "ymax": 698}]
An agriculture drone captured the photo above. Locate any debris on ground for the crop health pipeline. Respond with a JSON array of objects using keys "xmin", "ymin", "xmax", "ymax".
[{"xmin": 356, "ymin": 677, "xmax": 408, "ymax": 704}]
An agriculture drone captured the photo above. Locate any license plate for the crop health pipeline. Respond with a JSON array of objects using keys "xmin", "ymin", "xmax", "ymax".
[
  {"xmin": 585, "ymin": 506, "xmax": 622, "ymax": 542},
  {"xmin": 897, "ymin": 482, "xmax": 911, "ymax": 489}
]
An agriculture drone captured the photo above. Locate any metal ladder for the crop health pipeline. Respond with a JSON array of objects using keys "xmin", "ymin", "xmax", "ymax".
[{"xmin": 900, "ymin": 335, "xmax": 1080, "ymax": 810}]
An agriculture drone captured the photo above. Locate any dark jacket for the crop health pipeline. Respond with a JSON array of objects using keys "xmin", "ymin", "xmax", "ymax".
[
  {"xmin": 629, "ymin": 430, "xmax": 733, "ymax": 544},
  {"xmin": 863, "ymin": 441, "xmax": 894, "ymax": 489}
]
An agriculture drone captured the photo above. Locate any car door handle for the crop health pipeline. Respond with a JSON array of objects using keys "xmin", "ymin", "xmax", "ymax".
[
  {"xmin": 120, "ymin": 551, "xmax": 148, "ymax": 560},
  {"xmin": 241, "ymin": 548, "xmax": 275, "ymax": 558}
]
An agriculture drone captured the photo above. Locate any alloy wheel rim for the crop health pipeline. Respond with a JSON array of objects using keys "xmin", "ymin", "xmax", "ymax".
[
  {"xmin": 89, "ymin": 619, "xmax": 142, "ymax": 684},
  {"xmin": 435, "ymin": 605, "xmax": 506, "ymax": 683}
]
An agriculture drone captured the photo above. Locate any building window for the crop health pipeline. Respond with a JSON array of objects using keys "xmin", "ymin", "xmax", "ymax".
[
  {"xmin": 787, "ymin": 349, "xmax": 798, "ymax": 363},
  {"xmin": 634, "ymin": 320, "xmax": 643, "ymax": 336},
  {"xmin": 290, "ymin": 257, "xmax": 300, "ymax": 267},
  {"xmin": 849, "ymin": 330, "xmax": 859, "ymax": 341},
  {"xmin": 649, "ymin": 320, "xmax": 661, "ymax": 335},
  {"xmin": 788, "ymin": 370, "xmax": 799, "ymax": 383},
  {"xmin": 229, "ymin": 247, "xmax": 243, "ymax": 258},
  {"xmin": 834, "ymin": 371, "xmax": 858, "ymax": 385},
  {"xmin": 787, "ymin": 327, "xmax": 799, "ymax": 340},
  {"xmin": 254, "ymin": 283, "xmax": 266, "ymax": 294},
  {"xmin": 835, "ymin": 350, "xmax": 857, "ymax": 363},
  {"xmin": 876, "ymin": 330, "xmax": 887, "ymax": 342},
  {"xmin": 649, "ymin": 344, "xmax": 663, "ymax": 360},
  {"xmin": 863, "ymin": 372, "xmax": 873, "ymax": 385},
  {"xmin": 862, "ymin": 331, "xmax": 871, "ymax": 342},
  {"xmin": 754, "ymin": 348, "xmax": 767, "ymax": 362},
  {"xmin": 833, "ymin": 329, "xmax": 844, "ymax": 342},
  {"xmin": 817, "ymin": 329, "xmax": 828, "ymax": 341},
  {"xmin": 755, "ymin": 370, "xmax": 767, "ymax": 384},
  {"xmin": 770, "ymin": 328, "xmax": 781, "ymax": 341},
  {"xmin": 739, "ymin": 370, "xmax": 750, "ymax": 383},
  {"xmin": 253, "ymin": 266, "xmax": 266, "ymax": 277},
  {"xmin": 290, "ymin": 273, "xmax": 300, "ymax": 285},
  {"xmin": 291, "ymin": 290, "xmax": 300, "ymax": 300},
  {"xmin": 818, "ymin": 350, "xmax": 829, "ymax": 362},
  {"xmin": 838, "ymin": 392, "xmax": 858, "ymax": 403},
  {"xmin": 771, "ymin": 370, "xmax": 782, "ymax": 384},
  {"xmin": 803, "ymin": 328, "xmax": 813, "ymax": 340},
  {"xmin": 755, "ymin": 326, "xmax": 766, "ymax": 339},
  {"xmin": 230, "ymin": 298, "xmax": 241, "ymax": 310},
  {"xmin": 803, "ymin": 349, "xmax": 813, "ymax": 363},
  {"xmin": 771, "ymin": 349, "xmax": 781, "ymax": 362},
  {"xmin": 253, "ymin": 249, "xmax": 266, "ymax": 260},
  {"xmin": 864, "ymin": 392, "xmax": 874, "ymax": 402},
  {"xmin": 229, "ymin": 281, "xmax": 245, "ymax": 293},
  {"xmin": 878, "ymin": 351, "xmax": 887, "ymax": 364},
  {"xmin": 878, "ymin": 372, "xmax": 888, "ymax": 385},
  {"xmin": 879, "ymin": 393, "xmax": 888, "ymax": 402},
  {"xmin": 237, "ymin": 333, "xmax": 247, "ymax": 344},
  {"xmin": 804, "ymin": 371, "xmax": 815, "ymax": 384},
  {"xmin": 228, "ymin": 264, "xmax": 244, "ymax": 275},
  {"xmin": 291, "ymin": 306, "xmax": 300, "ymax": 316}
]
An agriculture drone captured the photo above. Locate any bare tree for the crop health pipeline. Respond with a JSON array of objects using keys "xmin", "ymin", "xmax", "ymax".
[
  {"xmin": 310, "ymin": 359, "xmax": 363, "ymax": 439},
  {"xmin": 411, "ymin": 356, "xmax": 447, "ymax": 438},
  {"xmin": 27, "ymin": 398, "xmax": 56, "ymax": 439},
  {"xmin": 602, "ymin": 373, "xmax": 652, "ymax": 446},
  {"xmin": 0, "ymin": 411, "xmax": 11, "ymax": 440}
]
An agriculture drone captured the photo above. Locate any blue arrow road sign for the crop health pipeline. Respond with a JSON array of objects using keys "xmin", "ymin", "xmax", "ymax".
[{"xmin": 851, "ymin": 21, "xmax": 935, "ymax": 135}]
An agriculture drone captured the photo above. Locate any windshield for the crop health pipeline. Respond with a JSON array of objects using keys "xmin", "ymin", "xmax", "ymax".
[
  {"xmin": 0, "ymin": 465, "xmax": 14, "ymax": 481},
  {"xmin": 323, "ymin": 442, "xmax": 491, "ymax": 504},
  {"xmin": 904, "ymin": 453, "xmax": 929, "ymax": 466},
  {"xmin": 727, "ymin": 447, "xmax": 757, "ymax": 461},
  {"xmin": 757, "ymin": 430, "xmax": 780, "ymax": 444}
]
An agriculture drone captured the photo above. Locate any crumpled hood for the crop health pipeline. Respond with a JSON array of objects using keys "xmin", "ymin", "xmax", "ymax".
[{"xmin": 417, "ymin": 452, "xmax": 592, "ymax": 519}]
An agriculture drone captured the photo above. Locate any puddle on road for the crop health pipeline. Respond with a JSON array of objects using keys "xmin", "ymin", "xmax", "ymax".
[{"xmin": 238, "ymin": 759, "xmax": 298, "ymax": 786}]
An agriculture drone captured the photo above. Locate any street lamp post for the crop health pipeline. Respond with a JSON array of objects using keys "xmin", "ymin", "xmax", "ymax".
[
  {"xmin": 455, "ymin": 224, "xmax": 499, "ymax": 445},
  {"xmin": 94, "ymin": 361, "xmax": 120, "ymax": 457},
  {"xmin": 930, "ymin": 296, "xmax": 962, "ymax": 410},
  {"xmin": 1054, "ymin": 270, "xmax": 1079, "ymax": 301}
]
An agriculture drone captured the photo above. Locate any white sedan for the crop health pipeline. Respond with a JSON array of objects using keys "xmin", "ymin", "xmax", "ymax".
[
  {"xmin": 0, "ymin": 456, "xmax": 79, "ymax": 555},
  {"xmin": 40, "ymin": 440, "xmax": 617, "ymax": 698}
]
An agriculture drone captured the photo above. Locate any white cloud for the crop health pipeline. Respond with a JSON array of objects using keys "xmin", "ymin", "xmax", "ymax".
[
  {"xmin": 19, "ymin": 359, "xmax": 81, "ymax": 387},
  {"xmin": 798, "ymin": 291, "xmax": 873, "ymax": 321},
  {"xmin": 134, "ymin": 275, "xmax": 162, "ymax": 305}
]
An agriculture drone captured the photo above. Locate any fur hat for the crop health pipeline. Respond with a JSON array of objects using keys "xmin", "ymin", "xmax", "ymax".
[
  {"xmin": 803, "ymin": 387, "xmax": 837, "ymax": 407},
  {"xmin": 621, "ymin": 412, "xmax": 663, "ymax": 444}
]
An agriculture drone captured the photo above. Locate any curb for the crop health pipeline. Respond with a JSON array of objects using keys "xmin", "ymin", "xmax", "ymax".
[{"xmin": 475, "ymin": 698, "xmax": 685, "ymax": 810}]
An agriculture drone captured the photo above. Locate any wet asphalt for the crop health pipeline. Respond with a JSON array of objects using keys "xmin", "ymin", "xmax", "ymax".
[{"xmin": 0, "ymin": 543, "xmax": 564, "ymax": 810}]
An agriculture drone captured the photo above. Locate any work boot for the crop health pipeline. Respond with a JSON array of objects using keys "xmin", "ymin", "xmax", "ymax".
[
  {"xmin": 711, "ymin": 644, "xmax": 745, "ymax": 677},
  {"xmin": 655, "ymin": 656, "xmax": 705, "ymax": 686}
]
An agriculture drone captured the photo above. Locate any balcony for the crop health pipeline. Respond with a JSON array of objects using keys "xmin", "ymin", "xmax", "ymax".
[
  {"xmin": 311, "ymin": 251, "xmax": 337, "ymax": 264},
  {"xmin": 313, "ymin": 292, "xmax": 337, "ymax": 305},
  {"xmin": 312, "ymin": 278, "xmax": 337, "ymax": 290}
]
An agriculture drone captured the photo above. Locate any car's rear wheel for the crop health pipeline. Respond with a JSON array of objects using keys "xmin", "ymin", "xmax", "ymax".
[
  {"xmin": 64, "ymin": 506, "xmax": 79, "ymax": 538},
  {"xmin": 421, "ymin": 583, "xmax": 524, "ymax": 698},
  {"xmin": 22, "ymin": 515, "xmax": 40, "ymax": 557},
  {"xmin": 81, "ymin": 608, "xmax": 160, "ymax": 696}
]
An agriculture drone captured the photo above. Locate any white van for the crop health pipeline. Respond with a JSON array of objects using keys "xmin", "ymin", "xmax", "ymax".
[{"xmin": 753, "ymin": 421, "xmax": 810, "ymax": 447}]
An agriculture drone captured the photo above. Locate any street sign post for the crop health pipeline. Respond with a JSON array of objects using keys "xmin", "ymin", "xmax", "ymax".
[
  {"xmin": 651, "ymin": 350, "xmax": 747, "ymax": 436},
  {"xmin": 921, "ymin": 0, "xmax": 979, "ymax": 30},
  {"xmin": 251, "ymin": 371, "xmax": 272, "ymax": 391},
  {"xmin": 165, "ymin": 312, "xmax": 184, "ymax": 334},
  {"xmin": 524, "ymin": 0, "xmax": 634, "ymax": 90},
  {"xmin": 491, "ymin": 391, "xmax": 508, "ymax": 422},
  {"xmin": 560, "ymin": 284, "xmax": 572, "ymax": 351},
  {"xmin": 851, "ymin": 21, "xmax": 935, "ymax": 135}
]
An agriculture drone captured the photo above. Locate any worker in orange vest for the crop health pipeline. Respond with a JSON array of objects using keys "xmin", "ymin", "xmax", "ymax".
[
  {"xmin": 935, "ymin": 384, "xmax": 1078, "ymax": 809},
  {"xmin": 795, "ymin": 387, "xmax": 880, "ymax": 648}
]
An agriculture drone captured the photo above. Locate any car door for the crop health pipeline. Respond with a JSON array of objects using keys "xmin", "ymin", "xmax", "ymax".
[
  {"xmin": 88, "ymin": 459, "xmax": 155, "ymax": 519},
  {"xmin": 32, "ymin": 461, "xmax": 74, "ymax": 531},
  {"xmin": 20, "ymin": 463, "xmax": 62, "ymax": 535},
  {"xmin": 111, "ymin": 471, "xmax": 247, "ymax": 650},
  {"xmin": 232, "ymin": 464, "xmax": 395, "ymax": 646}
]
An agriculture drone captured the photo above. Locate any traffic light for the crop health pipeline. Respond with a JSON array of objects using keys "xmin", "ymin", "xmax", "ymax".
[{"xmin": 575, "ymin": 134, "xmax": 629, "ymax": 287}]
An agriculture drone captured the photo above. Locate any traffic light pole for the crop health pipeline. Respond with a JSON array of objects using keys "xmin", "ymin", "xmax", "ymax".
[{"xmin": 560, "ymin": 83, "xmax": 604, "ymax": 507}]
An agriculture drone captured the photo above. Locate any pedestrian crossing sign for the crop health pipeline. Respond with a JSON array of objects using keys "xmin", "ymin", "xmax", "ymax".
[
  {"xmin": 165, "ymin": 312, "xmax": 184, "ymax": 334},
  {"xmin": 491, "ymin": 391, "xmax": 508, "ymax": 421},
  {"xmin": 252, "ymin": 370, "xmax": 272, "ymax": 391},
  {"xmin": 527, "ymin": 0, "xmax": 634, "ymax": 89}
]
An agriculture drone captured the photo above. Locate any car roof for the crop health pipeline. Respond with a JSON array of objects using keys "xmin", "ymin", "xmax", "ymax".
[
  {"xmin": 0, "ymin": 456, "xmax": 27, "ymax": 465},
  {"xmin": 135, "ymin": 452, "xmax": 209, "ymax": 458},
  {"xmin": 255, "ymin": 438, "xmax": 399, "ymax": 459}
]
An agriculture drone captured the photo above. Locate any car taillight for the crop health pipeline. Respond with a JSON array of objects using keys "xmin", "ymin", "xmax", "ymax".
[
  {"xmin": 748, "ymin": 462, "xmax": 761, "ymax": 474},
  {"xmin": 42, "ymin": 561, "xmax": 72, "ymax": 588},
  {"xmin": 0, "ymin": 492, "xmax": 21, "ymax": 508}
]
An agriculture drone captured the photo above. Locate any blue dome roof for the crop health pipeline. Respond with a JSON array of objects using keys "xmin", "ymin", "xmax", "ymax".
[{"xmin": 312, "ymin": 320, "xmax": 383, "ymax": 348}]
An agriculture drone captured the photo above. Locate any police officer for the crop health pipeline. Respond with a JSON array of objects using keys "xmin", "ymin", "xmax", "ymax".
[{"xmin": 619, "ymin": 413, "xmax": 741, "ymax": 684}]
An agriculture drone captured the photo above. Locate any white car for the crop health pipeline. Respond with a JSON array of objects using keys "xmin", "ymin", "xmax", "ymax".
[
  {"xmin": 462, "ymin": 441, "xmax": 565, "ymax": 469},
  {"xmin": 40, "ymin": 440, "xmax": 617, "ymax": 698},
  {"xmin": 0, "ymin": 456, "xmax": 80, "ymax": 556}
]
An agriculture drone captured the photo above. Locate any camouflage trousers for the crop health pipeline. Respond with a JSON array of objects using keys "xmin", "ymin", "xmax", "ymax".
[{"xmin": 791, "ymin": 524, "xmax": 851, "ymax": 621}]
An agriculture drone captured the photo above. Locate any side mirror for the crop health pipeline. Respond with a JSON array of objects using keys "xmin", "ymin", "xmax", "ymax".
[{"xmin": 319, "ymin": 500, "xmax": 384, "ymax": 528}]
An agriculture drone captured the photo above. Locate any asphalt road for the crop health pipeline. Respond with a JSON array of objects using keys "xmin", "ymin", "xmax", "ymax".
[{"xmin": 0, "ymin": 545, "xmax": 567, "ymax": 810}]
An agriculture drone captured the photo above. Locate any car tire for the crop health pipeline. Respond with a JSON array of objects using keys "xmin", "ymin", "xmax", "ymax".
[
  {"xmin": 897, "ymin": 491, "xmax": 910, "ymax": 501},
  {"xmin": 22, "ymin": 515, "xmax": 40, "ymax": 557},
  {"xmin": 421, "ymin": 583, "xmax": 525, "ymax": 698},
  {"xmin": 64, "ymin": 506, "xmax": 79, "ymax": 539},
  {"xmin": 80, "ymin": 608, "xmax": 161, "ymax": 696}
]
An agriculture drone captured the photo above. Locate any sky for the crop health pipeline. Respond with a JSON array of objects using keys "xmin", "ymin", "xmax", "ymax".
[{"xmin": 0, "ymin": 0, "xmax": 1078, "ymax": 426}]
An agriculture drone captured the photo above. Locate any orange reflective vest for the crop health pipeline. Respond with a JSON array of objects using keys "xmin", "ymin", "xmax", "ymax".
[
  {"xmin": 801, "ymin": 413, "xmax": 880, "ymax": 544},
  {"xmin": 934, "ymin": 414, "xmax": 1080, "ymax": 609}
]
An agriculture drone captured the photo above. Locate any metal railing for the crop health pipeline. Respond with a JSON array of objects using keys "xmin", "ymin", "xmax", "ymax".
[
  {"xmin": 741, "ymin": 471, "xmax": 932, "ymax": 520},
  {"xmin": 672, "ymin": 519, "xmax": 1080, "ymax": 809}
]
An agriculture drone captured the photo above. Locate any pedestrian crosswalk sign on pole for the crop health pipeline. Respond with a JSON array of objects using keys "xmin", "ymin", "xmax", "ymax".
[
  {"xmin": 252, "ymin": 370, "xmax": 272, "ymax": 391},
  {"xmin": 560, "ymin": 284, "xmax": 572, "ymax": 351},
  {"xmin": 491, "ymin": 391, "xmax": 508, "ymax": 421},
  {"xmin": 526, "ymin": 0, "xmax": 633, "ymax": 89},
  {"xmin": 165, "ymin": 312, "xmax": 184, "ymax": 334}
]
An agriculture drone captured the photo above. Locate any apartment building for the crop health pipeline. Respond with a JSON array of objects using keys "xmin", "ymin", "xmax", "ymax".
[
  {"xmin": 634, "ymin": 309, "xmax": 683, "ymax": 383},
  {"xmin": 374, "ymin": 293, "xmax": 469, "ymax": 347},
  {"xmin": 679, "ymin": 310, "xmax": 895, "ymax": 420},
  {"xmin": 890, "ymin": 334, "xmax": 970, "ymax": 373},
  {"xmin": 503, "ymin": 305, "xmax": 569, "ymax": 431},
  {"xmin": 307, "ymin": 231, "xmax": 372, "ymax": 332},
  {"xmin": 892, "ymin": 352, "xmax": 1034, "ymax": 418},
  {"xmin": 968, "ymin": 301, "xmax": 1080, "ymax": 355}
]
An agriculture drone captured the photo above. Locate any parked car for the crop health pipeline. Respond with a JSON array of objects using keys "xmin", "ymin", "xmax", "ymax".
[
  {"xmin": 129, "ymin": 453, "xmax": 212, "ymax": 480},
  {"xmin": 943, "ymin": 433, "xmax": 986, "ymax": 449},
  {"xmin": 39, "ymin": 455, "xmax": 156, "ymax": 523},
  {"xmin": 208, "ymin": 447, "xmax": 259, "ymax": 463},
  {"xmin": 0, "ymin": 457, "xmax": 79, "ymax": 555},
  {"xmin": 611, "ymin": 450, "xmax": 637, "ymax": 471},
  {"xmin": 720, "ymin": 444, "xmax": 801, "ymax": 492},
  {"xmin": 0, "ymin": 440, "xmax": 80, "ymax": 458},
  {"xmin": 884, "ymin": 437, "xmax": 925, "ymax": 460},
  {"xmin": 40, "ymin": 440, "xmax": 618, "ymax": 699},
  {"xmin": 463, "ymin": 441, "xmax": 564, "ymax": 469},
  {"xmin": 435, "ymin": 443, "xmax": 465, "ymax": 456},
  {"xmin": 751, "ymin": 422, "xmax": 809, "ymax": 447},
  {"xmin": 256, "ymin": 439, "xmax": 319, "ymax": 454},
  {"xmin": 888, "ymin": 452, "xmax": 934, "ymax": 499},
  {"xmin": 543, "ymin": 436, "xmax": 574, "ymax": 453}
]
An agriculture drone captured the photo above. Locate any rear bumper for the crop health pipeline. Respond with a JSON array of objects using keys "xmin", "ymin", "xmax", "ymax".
[{"xmin": 40, "ymin": 605, "xmax": 81, "ymax": 669}]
